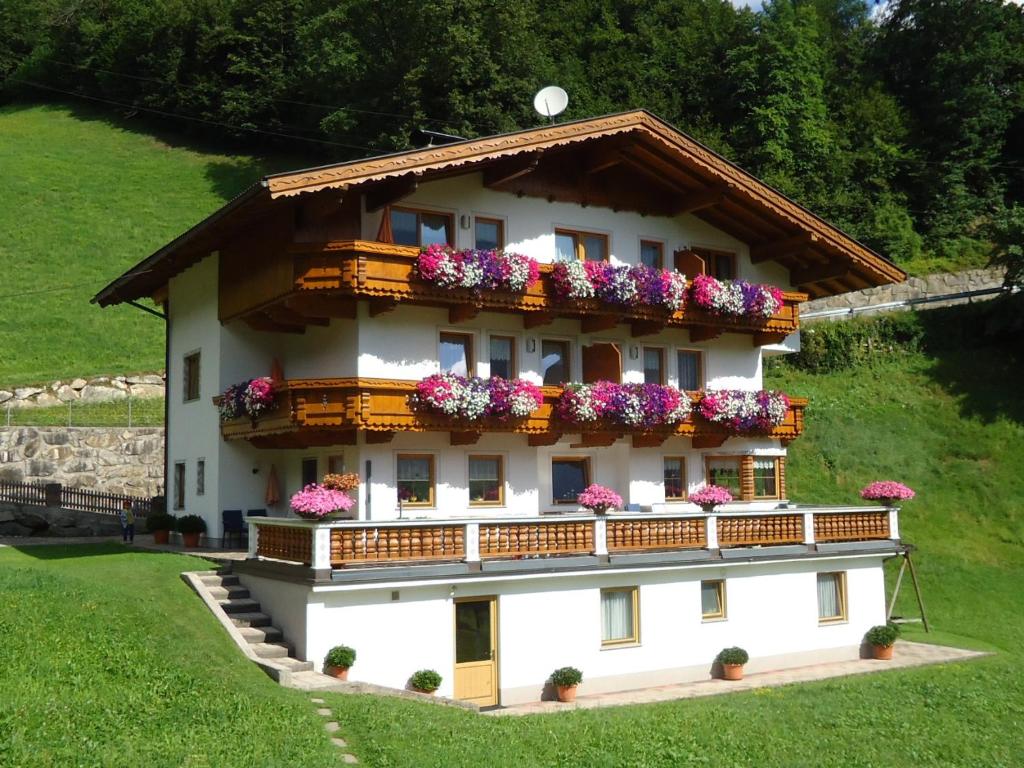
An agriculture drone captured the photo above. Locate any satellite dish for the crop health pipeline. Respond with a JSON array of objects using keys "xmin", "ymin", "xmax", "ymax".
[{"xmin": 533, "ymin": 86, "xmax": 568, "ymax": 123}]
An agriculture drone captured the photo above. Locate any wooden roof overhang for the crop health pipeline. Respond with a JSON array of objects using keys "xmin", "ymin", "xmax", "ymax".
[{"xmin": 93, "ymin": 110, "xmax": 904, "ymax": 308}]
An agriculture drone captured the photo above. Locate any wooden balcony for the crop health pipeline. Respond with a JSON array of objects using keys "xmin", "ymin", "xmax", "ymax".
[
  {"xmin": 222, "ymin": 240, "xmax": 806, "ymax": 344},
  {"xmin": 219, "ymin": 377, "xmax": 807, "ymax": 449},
  {"xmin": 247, "ymin": 505, "xmax": 898, "ymax": 573}
]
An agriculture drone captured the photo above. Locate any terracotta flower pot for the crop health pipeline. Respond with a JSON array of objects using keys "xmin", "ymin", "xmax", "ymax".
[
  {"xmin": 152, "ymin": 529, "xmax": 170, "ymax": 545},
  {"xmin": 557, "ymin": 684, "xmax": 578, "ymax": 703},
  {"xmin": 872, "ymin": 643, "xmax": 895, "ymax": 660},
  {"xmin": 723, "ymin": 663, "xmax": 745, "ymax": 681},
  {"xmin": 182, "ymin": 532, "xmax": 201, "ymax": 548},
  {"xmin": 412, "ymin": 687, "xmax": 436, "ymax": 696},
  {"xmin": 324, "ymin": 665, "xmax": 350, "ymax": 680}
]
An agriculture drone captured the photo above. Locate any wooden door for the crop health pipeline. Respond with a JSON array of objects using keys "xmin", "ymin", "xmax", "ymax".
[
  {"xmin": 673, "ymin": 249, "xmax": 706, "ymax": 277},
  {"xmin": 581, "ymin": 343, "xmax": 622, "ymax": 383},
  {"xmin": 453, "ymin": 597, "xmax": 498, "ymax": 706}
]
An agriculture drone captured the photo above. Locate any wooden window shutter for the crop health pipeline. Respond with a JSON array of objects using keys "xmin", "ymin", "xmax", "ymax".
[
  {"xmin": 581, "ymin": 343, "xmax": 622, "ymax": 384},
  {"xmin": 778, "ymin": 457, "xmax": 786, "ymax": 499},
  {"xmin": 376, "ymin": 205, "xmax": 394, "ymax": 243},
  {"xmin": 674, "ymin": 249, "xmax": 706, "ymax": 277},
  {"xmin": 740, "ymin": 456, "xmax": 755, "ymax": 501}
]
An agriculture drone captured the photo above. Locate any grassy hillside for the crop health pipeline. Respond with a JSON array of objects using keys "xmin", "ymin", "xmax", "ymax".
[{"xmin": 0, "ymin": 103, "xmax": 288, "ymax": 387}]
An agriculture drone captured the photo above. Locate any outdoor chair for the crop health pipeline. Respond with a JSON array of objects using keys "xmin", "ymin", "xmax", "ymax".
[
  {"xmin": 222, "ymin": 509, "xmax": 245, "ymax": 549},
  {"xmin": 247, "ymin": 508, "xmax": 267, "ymax": 517}
]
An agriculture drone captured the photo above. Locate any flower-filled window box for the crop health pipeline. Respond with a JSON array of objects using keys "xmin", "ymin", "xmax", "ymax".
[
  {"xmin": 411, "ymin": 373, "xmax": 543, "ymax": 421},
  {"xmin": 690, "ymin": 274, "xmax": 783, "ymax": 319},
  {"xmin": 550, "ymin": 261, "xmax": 687, "ymax": 312},
  {"xmin": 416, "ymin": 245, "xmax": 539, "ymax": 292},
  {"xmin": 556, "ymin": 382, "xmax": 692, "ymax": 428},
  {"xmin": 697, "ymin": 389, "xmax": 790, "ymax": 432},
  {"xmin": 218, "ymin": 377, "xmax": 276, "ymax": 421}
]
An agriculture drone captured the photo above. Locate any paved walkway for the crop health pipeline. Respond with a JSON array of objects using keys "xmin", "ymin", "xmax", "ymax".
[
  {"xmin": 488, "ymin": 641, "xmax": 987, "ymax": 716},
  {"xmin": 0, "ymin": 533, "xmax": 247, "ymax": 562}
]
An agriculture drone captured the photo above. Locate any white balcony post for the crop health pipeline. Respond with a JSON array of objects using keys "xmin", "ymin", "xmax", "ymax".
[
  {"xmin": 705, "ymin": 514, "xmax": 719, "ymax": 550},
  {"xmin": 803, "ymin": 511, "xmax": 816, "ymax": 545},
  {"xmin": 889, "ymin": 507, "xmax": 900, "ymax": 540},
  {"xmin": 594, "ymin": 517, "xmax": 608, "ymax": 556},
  {"xmin": 311, "ymin": 524, "xmax": 332, "ymax": 571},
  {"xmin": 247, "ymin": 521, "xmax": 259, "ymax": 558},
  {"xmin": 465, "ymin": 522, "xmax": 480, "ymax": 563}
]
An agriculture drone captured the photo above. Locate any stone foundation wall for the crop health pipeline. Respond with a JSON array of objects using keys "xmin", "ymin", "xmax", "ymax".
[
  {"xmin": 0, "ymin": 502, "xmax": 124, "ymax": 538},
  {"xmin": 0, "ymin": 373, "xmax": 165, "ymax": 410},
  {"xmin": 0, "ymin": 427, "xmax": 165, "ymax": 497}
]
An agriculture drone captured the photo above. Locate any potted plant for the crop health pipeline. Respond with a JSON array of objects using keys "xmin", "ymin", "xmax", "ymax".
[
  {"xmin": 865, "ymin": 623, "xmax": 900, "ymax": 660},
  {"xmin": 577, "ymin": 484, "xmax": 623, "ymax": 515},
  {"xmin": 409, "ymin": 669, "xmax": 442, "ymax": 695},
  {"xmin": 289, "ymin": 483, "xmax": 355, "ymax": 520},
  {"xmin": 717, "ymin": 647, "xmax": 749, "ymax": 680},
  {"xmin": 146, "ymin": 512, "xmax": 176, "ymax": 545},
  {"xmin": 860, "ymin": 481, "xmax": 915, "ymax": 508},
  {"xmin": 176, "ymin": 514, "xmax": 206, "ymax": 548},
  {"xmin": 324, "ymin": 645, "xmax": 357, "ymax": 680},
  {"xmin": 550, "ymin": 666, "xmax": 583, "ymax": 703},
  {"xmin": 690, "ymin": 485, "xmax": 733, "ymax": 513}
]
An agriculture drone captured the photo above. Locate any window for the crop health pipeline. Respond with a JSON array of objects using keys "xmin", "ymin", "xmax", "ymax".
[
  {"xmin": 183, "ymin": 351, "xmax": 200, "ymax": 402},
  {"xmin": 440, "ymin": 332, "xmax": 474, "ymax": 376},
  {"xmin": 753, "ymin": 458, "xmax": 780, "ymax": 499},
  {"xmin": 552, "ymin": 457, "xmax": 589, "ymax": 504},
  {"xmin": 643, "ymin": 347, "xmax": 664, "ymax": 385},
  {"xmin": 817, "ymin": 572, "xmax": 847, "ymax": 623},
  {"xmin": 541, "ymin": 339, "xmax": 570, "ymax": 386},
  {"xmin": 397, "ymin": 454, "xmax": 434, "ymax": 507},
  {"xmin": 701, "ymin": 580, "xmax": 727, "ymax": 620},
  {"xmin": 488, "ymin": 335, "xmax": 516, "ymax": 379},
  {"xmin": 663, "ymin": 457, "xmax": 687, "ymax": 501},
  {"xmin": 677, "ymin": 350, "xmax": 702, "ymax": 392},
  {"xmin": 301, "ymin": 458, "xmax": 318, "ymax": 488},
  {"xmin": 601, "ymin": 587, "xmax": 639, "ymax": 646},
  {"xmin": 468, "ymin": 455, "xmax": 503, "ymax": 506},
  {"xmin": 196, "ymin": 459, "xmax": 205, "ymax": 496},
  {"xmin": 694, "ymin": 248, "xmax": 736, "ymax": 280},
  {"xmin": 555, "ymin": 229, "xmax": 608, "ymax": 262},
  {"xmin": 640, "ymin": 240, "xmax": 663, "ymax": 269},
  {"xmin": 328, "ymin": 454, "xmax": 345, "ymax": 474},
  {"xmin": 173, "ymin": 462, "xmax": 185, "ymax": 510},
  {"xmin": 475, "ymin": 217, "xmax": 504, "ymax": 250},
  {"xmin": 390, "ymin": 207, "xmax": 453, "ymax": 248},
  {"xmin": 706, "ymin": 457, "xmax": 742, "ymax": 497}
]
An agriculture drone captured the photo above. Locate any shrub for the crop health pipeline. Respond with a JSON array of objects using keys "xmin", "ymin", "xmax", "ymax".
[
  {"xmin": 717, "ymin": 647, "xmax": 749, "ymax": 666},
  {"xmin": 409, "ymin": 669, "xmax": 442, "ymax": 692},
  {"xmin": 324, "ymin": 645, "xmax": 357, "ymax": 669},
  {"xmin": 865, "ymin": 623, "xmax": 900, "ymax": 648},
  {"xmin": 145, "ymin": 513, "xmax": 175, "ymax": 533},
  {"xmin": 175, "ymin": 514, "xmax": 207, "ymax": 534},
  {"xmin": 550, "ymin": 666, "xmax": 583, "ymax": 687}
]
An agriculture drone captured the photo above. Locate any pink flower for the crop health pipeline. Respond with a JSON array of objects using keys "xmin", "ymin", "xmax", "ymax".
[
  {"xmin": 290, "ymin": 484, "xmax": 355, "ymax": 520},
  {"xmin": 860, "ymin": 481, "xmax": 915, "ymax": 503},
  {"xmin": 689, "ymin": 485, "xmax": 733, "ymax": 508},
  {"xmin": 577, "ymin": 484, "xmax": 623, "ymax": 513}
]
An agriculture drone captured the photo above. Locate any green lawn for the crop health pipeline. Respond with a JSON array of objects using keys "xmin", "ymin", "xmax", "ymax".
[
  {"xmin": 0, "ymin": 544, "xmax": 340, "ymax": 768},
  {"xmin": 0, "ymin": 103, "xmax": 290, "ymax": 388}
]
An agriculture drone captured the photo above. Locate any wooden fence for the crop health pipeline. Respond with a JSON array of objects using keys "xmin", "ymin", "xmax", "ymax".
[{"xmin": 0, "ymin": 480, "xmax": 153, "ymax": 517}]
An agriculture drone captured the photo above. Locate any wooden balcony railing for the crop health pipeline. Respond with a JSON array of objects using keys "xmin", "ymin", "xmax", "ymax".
[
  {"xmin": 222, "ymin": 240, "xmax": 806, "ymax": 343},
  {"xmin": 246, "ymin": 505, "xmax": 899, "ymax": 572},
  {"xmin": 220, "ymin": 377, "xmax": 807, "ymax": 449}
]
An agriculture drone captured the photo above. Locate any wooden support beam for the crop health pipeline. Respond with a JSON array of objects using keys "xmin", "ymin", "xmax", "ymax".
[
  {"xmin": 365, "ymin": 177, "xmax": 418, "ymax": 212},
  {"xmin": 243, "ymin": 312, "xmax": 305, "ymax": 335},
  {"xmin": 688, "ymin": 326, "xmax": 723, "ymax": 343},
  {"xmin": 790, "ymin": 261, "xmax": 851, "ymax": 287},
  {"xmin": 582, "ymin": 145, "xmax": 625, "ymax": 176},
  {"xmin": 528, "ymin": 432, "xmax": 562, "ymax": 447},
  {"xmin": 570, "ymin": 433, "xmax": 620, "ymax": 448},
  {"xmin": 674, "ymin": 186, "xmax": 727, "ymax": 215},
  {"xmin": 523, "ymin": 311, "xmax": 555, "ymax": 329},
  {"xmin": 750, "ymin": 233, "xmax": 814, "ymax": 264},
  {"xmin": 364, "ymin": 430, "xmax": 395, "ymax": 444},
  {"xmin": 368, "ymin": 298, "xmax": 399, "ymax": 317},
  {"xmin": 630, "ymin": 320, "xmax": 664, "ymax": 338},
  {"xmin": 632, "ymin": 434, "xmax": 667, "ymax": 448},
  {"xmin": 450, "ymin": 431, "xmax": 481, "ymax": 446},
  {"xmin": 692, "ymin": 433, "xmax": 728, "ymax": 449},
  {"xmin": 448, "ymin": 303, "xmax": 480, "ymax": 324},
  {"xmin": 286, "ymin": 294, "xmax": 357, "ymax": 320},
  {"xmin": 266, "ymin": 305, "xmax": 328, "ymax": 328},
  {"xmin": 753, "ymin": 331, "xmax": 789, "ymax": 347},
  {"xmin": 581, "ymin": 314, "xmax": 619, "ymax": 333},
  {"xmin": 483, "ymin": 152, "xmax": 540, "ymax": 188}
]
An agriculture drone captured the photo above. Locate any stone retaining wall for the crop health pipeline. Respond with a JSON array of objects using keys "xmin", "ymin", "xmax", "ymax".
[
  {"xmin": 802, "ymin": 267, "xmax": 1006, "ymax": 320},
  {"xmin": 0, "ymin": 427, "xmax": 165, "ymax": 497},
  {"xmin": 0, "ymin": 373, "xmax": 165, "ymax": 410},
  {"xmin": 0, "ymin": 502, "xmax": 124, "ymax": 538}
]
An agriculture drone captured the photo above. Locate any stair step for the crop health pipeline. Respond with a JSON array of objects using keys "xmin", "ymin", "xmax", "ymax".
[
  {"xmin": 219, "ymin": 597, "xmax": 261, "ymax": 614},
  {"xmin": 237, "ymin": 625, "xmax": 284, "ymax": 644},
  {"xmin": 274, "ymin": 656, "xmax": 315, "ymax": 672},
  {"xmin": 200, "ymin": 574, "xmax": 239, "ymax": 587},
  {"xmin": 251, "ymin": 642, "xmax": 292, "ymax": 659},
  {"xmin": 208, "ymin": 585, "xmax": 249, "ymax": 600},
  {"xmin": 229, "ymin": 611, "xmax": 272, "ymax": 628}
]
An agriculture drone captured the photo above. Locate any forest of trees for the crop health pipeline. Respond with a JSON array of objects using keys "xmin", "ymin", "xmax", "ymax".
[{"xmin": 2, "ymin": 0, "xmax": 1023, "ymax": 273}]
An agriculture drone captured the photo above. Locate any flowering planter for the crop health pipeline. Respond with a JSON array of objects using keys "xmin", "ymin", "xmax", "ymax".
[
  {"xmin": 872, "ymin": 644, "xmax": 895, "ymax": 661},
  {"xmin": 324, "ymin": 665, "xmax": 350, "ymax": 680},
  {"xmin": 722, "ymin": 663, "xmax": 745, "ymax": 681},
  {"xmin": 556, "ymin": 684, "xmax": 578, "ymax": 703},
  {"xmin": 152, "ymin": 529, "xmax": 170, "ymax": 545}
]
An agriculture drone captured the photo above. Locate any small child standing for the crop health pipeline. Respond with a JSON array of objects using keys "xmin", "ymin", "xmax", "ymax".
[{"xmin": 119, "ymin": 500, "xmax": 135, "ymax": 544}]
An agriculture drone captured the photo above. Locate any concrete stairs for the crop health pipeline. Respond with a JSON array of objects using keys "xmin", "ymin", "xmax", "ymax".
[{"xmin": 197, "ymin": 568, "xmax": 313, "ymax": 672}]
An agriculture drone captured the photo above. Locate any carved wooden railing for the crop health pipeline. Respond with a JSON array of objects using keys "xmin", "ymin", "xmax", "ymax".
[
  {"xmin": 223, "ymin": 240, "xmax": 806, "ymax": 342},
  {"xmin": 246, "ymin": 505, "xmax": 898, "ymax": 572},
  {"xmin": 220, "ymin": 377, "xmax": 807, "ymax": 449}
]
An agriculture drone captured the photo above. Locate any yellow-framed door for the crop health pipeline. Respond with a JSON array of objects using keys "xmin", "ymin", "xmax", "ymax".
[{"xmin": 453, "ymin": 596, "xmax": 498, "ymax": 706}]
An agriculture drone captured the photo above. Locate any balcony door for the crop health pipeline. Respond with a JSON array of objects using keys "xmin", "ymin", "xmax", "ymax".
[
  {"xmin": 453, "ymin": 597, "xmax": 499, "ymax": 707},
  {"xmin": 582, "ymin": 342, "xmax": 621, "ymax": 384}
]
